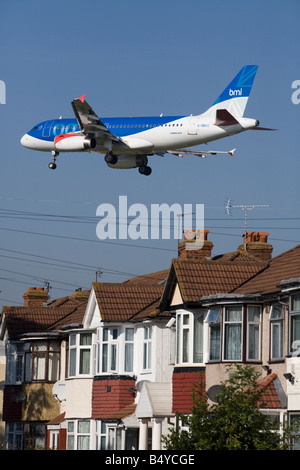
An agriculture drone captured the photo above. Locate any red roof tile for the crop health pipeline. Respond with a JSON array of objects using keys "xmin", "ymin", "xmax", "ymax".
[
  {"xmin": 234, "ymin": 245, "xmax": 300, "ymax": 295},
  {"xmin": 92, "ymin": 282, "xmax": 164, "ymax": 322}
]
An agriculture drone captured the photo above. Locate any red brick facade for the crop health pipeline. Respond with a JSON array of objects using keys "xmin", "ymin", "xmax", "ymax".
[
  {"xmin": 172, "ymin": 367, "xmax": 206, "ymax": 414},
  {"xmin": 92, "ymin": 375, "xmax": 135, "ymax": 419}
]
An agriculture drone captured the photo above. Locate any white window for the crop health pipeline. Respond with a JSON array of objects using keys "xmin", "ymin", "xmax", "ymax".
[
  {"xmin": 247, "ymin": 306, "xmax": 261, "ymax": 361},
  {"xmin": 270, "ymin": 303, "xmax": 284, "ymax": 360},
  {"xmin": 69, "ymin": 333, "xmax": 93, "ymax": 377},
  {"xmin": 290, "ymin": 293, "xmax": 300, "ymax": 354},
  {"xmin": 100, "ymin": 327, "xmax": 119, "ymax": 373},
  {"xmin": 124, "ymin": 328, "xmax": 134, "ymax": 372},
  {"xmin": 67, "ymin": 420, "xmax": 91, "ymax": 450},
  {"xmin": 176, "ymin": 311, "xmax": 204, "ymax": 364},
  {"xmin": 95, "ymin": 421, "xmax": 107, "ymax": 450},
  {"xmin": 223, "ymin": 306, "xmax": 243, "ymax": 361},
  {"xmin": 143, "ymin": 326, "xmax": 152, "ymax": 370}
]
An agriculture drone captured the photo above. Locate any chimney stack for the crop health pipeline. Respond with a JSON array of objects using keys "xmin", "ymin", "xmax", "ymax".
[
  {"xmin": 23, "ymin": 287, "xmax": 49, "ymax": 307},
  {"xmin": 178, "ymin": 229, "xmax": 213, "ymax": 260},
  {"xmin": 239, "ymin": 232, "xmax": 273, "ymax": 261}
]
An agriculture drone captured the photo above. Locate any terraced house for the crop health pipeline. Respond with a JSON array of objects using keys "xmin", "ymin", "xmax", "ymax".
[{"xmin": 1, "ymin": 230, "xmax": 300, "ymax": 450}]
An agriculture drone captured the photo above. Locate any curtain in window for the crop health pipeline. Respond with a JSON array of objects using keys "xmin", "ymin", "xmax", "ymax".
[
  {"xmin": 224, "ymin": 307, "xmax": 242, "ymax": 360},
  {"xmin": 79, "ymin": 349, "xmax": 90, "ymax": 374}
]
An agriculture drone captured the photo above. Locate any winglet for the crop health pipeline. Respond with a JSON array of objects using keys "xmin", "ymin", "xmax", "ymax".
[
  {"xmin": 78, "ymin": 94, "xmax": 87, "ymax": 103},
  {"xmin": 228, "ymin": 148, "xmax": 236, "ymax": 157}
]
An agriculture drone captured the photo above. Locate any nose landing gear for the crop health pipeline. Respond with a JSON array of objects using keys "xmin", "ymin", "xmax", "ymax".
[{"xmin": 48, "ymin": 151, "xmax": 59, "ymax": 170}]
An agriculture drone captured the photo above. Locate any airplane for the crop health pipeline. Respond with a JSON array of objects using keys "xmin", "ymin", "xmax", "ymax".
[{"xmin": 20, "ymin": 65, "xmax": 275, "ymax": 176}]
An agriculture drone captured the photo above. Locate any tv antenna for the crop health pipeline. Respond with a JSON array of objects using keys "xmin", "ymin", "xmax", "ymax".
[{"xmin": 225, "ymin": 198, "xmax": 270, "ymax": 250}]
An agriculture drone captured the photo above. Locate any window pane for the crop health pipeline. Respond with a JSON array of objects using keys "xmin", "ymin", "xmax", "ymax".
[
  {"xmin": 79, "ymin": 349, "xmax": 90, "ymax": 374},
  {"xmin": 78, "ymin": 420, "xmax": 90, "ymax": 433},
  {"xmin": 210, "ymin": 324, "xmax": 221, "ymax": 360},
  {"xmin": 49, "ymin": 352, "xmax": 59, "ymax": 381},
  {"xmin": 78, "ymin": 435, "xmax": 90, "ymax": 450},
  {"xmin": 125, "ymin": 343, "xmax": 133, "ymax": 372},
  {"xmin": 225, "ymin": 306, "xmax": 242, "ymax": 322},
  {"xmin": 111, "ymin": 344, "xmax": 117, "ymax": 370},
  {"xmin": 291, "ymin": 314, "xmax": 300, "ymax": 351},
  {"xmin": 193, "ymin": 313, "xmax": 203, "ymax": 363},
  {"xmin": 102, "ymin": 344, "xmax": 108, "ymax": 372},
  {"xmin": 270, "ymin": 304, "xmax": 283, "ymax": 320},
  {"xmin": 224, "ymin": 324, "xmax": 242, "ymax": 360},
  {"xmin": 292, "ymin": 294, "xmax": 300, "ymax": 311},
  {"xmin": 33, "ymin": 355, "xmax": 46, "ymax": 380},
  {"xmin": 80, "ymin": 333, "xmax": 92, "ymax": 345},
  {"xmin": 248, "ymin": 324, "xmax": 260, "ymax": 360},
  {"xmin": 125, "ymin": 328, "xmax": 134, "ymax": 341},
  {"xmin": 271, "ymin": 323, "xmax": 283, "ymax": 359},
  {"xmin": 182, "ymin": 329, "xmax": 189, "ymax": 362},
  {"xmin": 69, "ymin": 349, "xmax": 76, "ymax": 376}
]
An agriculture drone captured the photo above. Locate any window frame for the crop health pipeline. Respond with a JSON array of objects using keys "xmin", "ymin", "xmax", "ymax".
[
  {"xmin": 246, "ymin": 305, "xmax": 262, "ymax": 361},
  {"xmin": 69, "ymin": 332, "xmax": 93, "ymax": 377},
  {"xmin": 24, "ymin": 339, "xmax": 60, "ymax": 383},
  {"xmin": 269, "ymin": 303, "xmax": 284, "ymax": 361},
  {"xmin": 223, "ymin": 305, "xmax": 243, "ymax": 361},
  {"xmin": 176, "ymin": 310, "xmax": 204, "ymax": 365}
]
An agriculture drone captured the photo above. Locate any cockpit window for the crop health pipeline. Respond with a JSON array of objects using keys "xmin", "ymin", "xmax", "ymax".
[{"xmin": 31, "ymin": 126, "xmax": 38, "ymax": 131}]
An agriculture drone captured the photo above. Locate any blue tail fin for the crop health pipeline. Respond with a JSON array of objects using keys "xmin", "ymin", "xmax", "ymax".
[{"xmin": 204, "ymin": 65, "xmax": 258, "ymax": 117}]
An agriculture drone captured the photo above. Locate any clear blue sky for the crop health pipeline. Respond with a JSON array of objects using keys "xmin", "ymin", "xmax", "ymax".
[{"xmin": 0, "ymin": 0, "xmax": 299, "ymax": 308}]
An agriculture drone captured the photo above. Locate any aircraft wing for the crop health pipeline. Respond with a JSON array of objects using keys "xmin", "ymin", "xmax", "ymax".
[
  {"xmin": 71, "ymin": 94, "xmax": 120, "ymax": 142},
  {"xmin": 166, "ymin": 148, "xmax": 236, "ymax": 158}
]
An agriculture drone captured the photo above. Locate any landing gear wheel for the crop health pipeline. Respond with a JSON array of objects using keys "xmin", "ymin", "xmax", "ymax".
[
  {"xmin": 139, "ymin": 166, "xmax": 152, "ymax": 176},
  {"xmin": 49, "ymin": 151, "xmax": 59, "ymax": 170},
  {"xmin": 105, "ymin": 152, "xmax": 118, "ymax": 165}
]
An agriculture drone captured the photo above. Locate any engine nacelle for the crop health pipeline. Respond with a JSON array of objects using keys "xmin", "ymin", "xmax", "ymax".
[
  {"xmin": 106, "ymin": 154, "xmax": 148, "ymax": 169},
  {"xmin": 54, "ymin": 134, "xmax": 96, "ymax": 152}
]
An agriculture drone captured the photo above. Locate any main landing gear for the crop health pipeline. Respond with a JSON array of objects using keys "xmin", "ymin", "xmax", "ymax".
[
  {"xmin": 138, "ymin": 165, "xmax": 152, "ymax": 176},
  {"xmin": 48, "ymin": 151, "xmax": 59, "ymax": 170}
]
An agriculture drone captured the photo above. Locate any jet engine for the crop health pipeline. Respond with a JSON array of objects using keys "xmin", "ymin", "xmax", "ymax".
[
  {"xmin": 105, "ymin": 154, "xmax": 148, "ymax": 169},
  {"xmin": 54, "ymin": 134, "xmax": 96, "ymax": 152},
  {"xmin": 105, "ymin": 154, "xmax": 152, "ymax": 175}
]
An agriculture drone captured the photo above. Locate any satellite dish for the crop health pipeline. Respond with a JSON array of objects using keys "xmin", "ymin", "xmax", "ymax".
[
  {"xmin": 52, "ymin": 380, "xmax": 66, "ymax": 401},
  {"xmin": 207, "ymin": 385, "xmax": 222, "ymax": 403}
]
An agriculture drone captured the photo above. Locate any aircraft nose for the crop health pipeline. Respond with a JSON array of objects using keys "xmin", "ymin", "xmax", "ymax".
[{"xmin": 21, "ymin": 133, "xmax": 31, "ymax": 148}]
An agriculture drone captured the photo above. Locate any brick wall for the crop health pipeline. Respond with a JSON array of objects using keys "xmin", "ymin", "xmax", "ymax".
[
  {"xmin": 172, "ymin": 367, "xmax": 206, "ymax": 414},
  {"xmin": 92, "ymin": 375, "xmax": 135, "ymax": 419}
]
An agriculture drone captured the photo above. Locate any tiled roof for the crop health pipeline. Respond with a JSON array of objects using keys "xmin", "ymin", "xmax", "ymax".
[
  {"xmin": 123, "ymin": 269, "xmax": 169, "ymax": 286},
  {"xmin": 3, "ymin": 296, "xmax": 88, "ymax": 339},
  {"xmin": 168, "ymin": 258, "xmax": 266, "ymax": 304},
  {"xmin": 256, "ymin": 373, "xmax": 286, "ymax": 409},
  {"xmin": 234, "ymin": 245, "xmax": 300, "ymax": 295},
  {"xmin": 92, "ymin": 282, "xmax": 164, "ymax": 322},
  {"xmin": 102, "ymin": 403, "xmax": 137, "ymax": 420}
]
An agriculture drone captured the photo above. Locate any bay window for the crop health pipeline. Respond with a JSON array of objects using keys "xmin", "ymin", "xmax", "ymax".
[{"xmin": 25, "ymin": 340, "xmax": 60, "ymax": 382}]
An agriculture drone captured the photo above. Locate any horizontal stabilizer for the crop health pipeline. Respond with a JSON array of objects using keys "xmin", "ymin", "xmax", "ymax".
[
  {"xmin": 251, "ymin": 126, "xmax": 277, "ymax": 131},
  {"xmin": 167, "ymin": 148, "xmax": 236, "ymax": 158},
  {"xmin": 215, "ymin": 109, "xmax": 240, "ymax": 127}
]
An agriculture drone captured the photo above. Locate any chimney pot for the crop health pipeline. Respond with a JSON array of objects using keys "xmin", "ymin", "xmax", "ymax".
[{"xmin": 23, "ymin": 287, "xmax": 49, "ymax": 307}]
